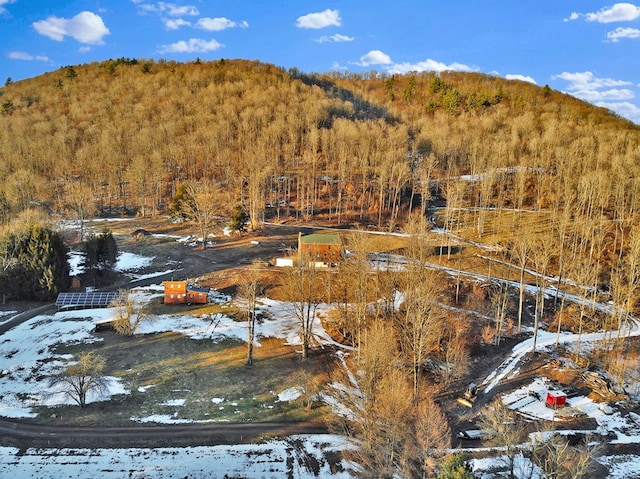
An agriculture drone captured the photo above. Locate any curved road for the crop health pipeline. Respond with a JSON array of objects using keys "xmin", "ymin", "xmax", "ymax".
[{"xmin": 0, "ymin": 418, "xmax": 329, "ymax": 449}]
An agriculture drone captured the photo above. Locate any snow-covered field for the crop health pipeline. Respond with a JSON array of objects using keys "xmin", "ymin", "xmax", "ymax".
[{"xmin": 0, "ymin": 434, "xmax": 357, "ymax": 479}]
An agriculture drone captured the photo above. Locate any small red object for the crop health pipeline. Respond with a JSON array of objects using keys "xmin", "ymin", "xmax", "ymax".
[{"xmin": 545, "ymin": 391, "xmax": 567, "ymax": 408}]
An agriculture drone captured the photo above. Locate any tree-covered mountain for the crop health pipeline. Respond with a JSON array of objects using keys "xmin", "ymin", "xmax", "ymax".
[{"xmin": 1, "ymin": 58, "xmax": 637, "ymax": 229}]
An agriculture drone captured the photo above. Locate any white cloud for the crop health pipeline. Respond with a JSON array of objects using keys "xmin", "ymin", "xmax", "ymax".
[
  {"xmin": 158, "ymin": 38, "xmax": 223, "ymax": 53},
  {"xmin": 33, "ymin": 11, "xmax": 110, "ymax": 45},
  {"xmin": 315, "ymin": 34, "xmax": 354, "ymax": 43},
  {"xmin": 164, "ymin": 18, "xmax": 191, "ymax": 30},
  {"xmin": 357, "ymin": 50, "xmax": 392, "ymax": 66},
  {"xmin": 505, "ymin": 74, "xmax": 537, "ymax": 84},
  {"xmin": 331, "ymin": 61, "xmax": 348, "ymax": 71},
  {"xmin": 571, "ymin": 88, "xmax": 635, "ymax": 102},
  {"xmin": 354, "ymin": 50, "xmax": 476, "ymax": 74},
  {"xmin": 8, "ymin": 51, "xmax": 49, "ymax": 62},
  {"xmin": 0, "ymin": 0, "xmax": 15, "ymax": 15},
  {"xmin": 552, "ymin": 71, "xmax": 632, "ymax": 91},
  {"xmin": 296, "ymin": 9, "xmax": 341, "ymax": 29},
  {"xmin": 607, "ymin": 26, "xmax": 640, "ymax": 41},
  {"xmin": 564, "ymin": 12, "xmax": 580, "ymax": 22},
  {"xmin": 196, "ymin": 17, "xmax": 248, "ymax": 31},
  {"xmin": 586, "ymin": 3, "xmax": 640, "ymax": 23},
  {"xmin": 387, "ymin": 58, "xmax": 477, "ymax": 74},
  {"xmin": 553, "ymin": 71, "xmax": 640, "ymax": 124},
  {"xmin": 598, "ymin": 101, "xmax": 640, "ymax": 122},
  {"xmin": 137, "ymin": 2, "xmax": 199, "ymax": 17}
]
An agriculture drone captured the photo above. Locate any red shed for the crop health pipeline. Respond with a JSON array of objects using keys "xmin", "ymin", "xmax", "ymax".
[{"xmin": 545, "ymin": 391, "xmax": 567, "ymax": 409}]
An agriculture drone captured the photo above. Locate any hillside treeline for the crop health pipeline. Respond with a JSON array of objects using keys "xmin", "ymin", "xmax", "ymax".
[{"xmin": 1, "ymin": 59, "xmax": 640, "ymax": 287}]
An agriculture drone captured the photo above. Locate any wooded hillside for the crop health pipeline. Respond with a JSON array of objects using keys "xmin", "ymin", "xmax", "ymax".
[{"xmin": 1, "ymin": 58, "xmax": 639, "ymax": 289}]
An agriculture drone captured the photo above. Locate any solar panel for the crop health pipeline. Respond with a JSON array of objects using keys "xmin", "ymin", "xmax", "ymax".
[{"xmin": 55, "ymin": 292, "xmax": 121, "ymax": 309}]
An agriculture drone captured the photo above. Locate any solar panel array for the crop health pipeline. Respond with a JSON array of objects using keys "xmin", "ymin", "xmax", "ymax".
[{"xmin": 55, "ymin": 292, "xmax": 121, "ymax": 309}]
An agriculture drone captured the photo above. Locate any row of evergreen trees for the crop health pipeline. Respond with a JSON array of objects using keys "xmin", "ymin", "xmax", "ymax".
[{"xmin": 0, "ymin": 224, "xmax": 117, "ymax": 301}]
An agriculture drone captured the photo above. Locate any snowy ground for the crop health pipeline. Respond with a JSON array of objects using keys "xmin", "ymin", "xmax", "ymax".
[
  {"xmin": 0, "ymin": 434, "xmax": 357, "ymax": 479},
  {"xmin": 467, "ymin": 323, "xmax": 640, "ymax": 478},
  {"xmin": 0, "ymin": 288, "xmax": 343, "ymax": 419}
]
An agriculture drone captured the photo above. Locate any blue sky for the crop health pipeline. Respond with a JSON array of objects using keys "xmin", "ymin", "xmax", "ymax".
[{"xmin": 1, "ymin": 1, "xmax": 639, "ymax": 123}]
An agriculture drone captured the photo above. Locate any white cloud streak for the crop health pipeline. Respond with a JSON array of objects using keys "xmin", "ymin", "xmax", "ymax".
[
  {"xmin": 196, "ymin": 17, "xmax": 248, "ymax": 31},
  {"xmin": 598, "ymin": 101, "xmax": 640, "ymax": 122},
  {"xmin": 315, "ymin": 34, "xmax": 354, "ymax": 43},
  {"xmin": 572, "ymin": 88, "xmax": 635, "ymax": 102},
  {"xmin": 387, "ymin": 58, "xmax": 477, "ymax": 74},
  {"xmin": 505, "ymin": 74, "xmax": 537, "ymax": 84},
  {"xmin": 0, "ymin": 0, "xmax": 15, "ymax": 15},
  {"xmin": 8, "ymin": 51, "xmax": 50, "ymax": 62},
  {"xmin": 164, "ymin": 18, "xmax": 191, "ymax": 30},
  {"xmin": 553, "ymin": 71, "xmax": 632, "ymax": 91},
  {"xmin": 137, "ymin": 2, "xmax": 199, "ymax": 17},
  {"xmin": 567, "ymin": 3, "xmax": 640, "ymax": 23},
  {"xmin": 354, "ymin": 50, "xmax": 476, "ymax": 74},
  {"xmin": 33, "ymin": 11, "xmax": 110, "ymax": 45},
  {"xmin": 607, "ymin": 26, "xmax": 640, "ymax": 41},
  {"xmin": 296, "ymin": 9, "xmax": 341, "ymax": 29},
  {"xmin": 158, "ymin": 38, "xmax": 223, "ymax": 53},
  {"xmin": 553, "ymin": 71, "xmax": 640, "ymax": 123}
]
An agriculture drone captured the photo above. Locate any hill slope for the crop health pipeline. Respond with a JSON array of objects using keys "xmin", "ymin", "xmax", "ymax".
[{"xmin": 0, "ymin": 58, "xmax": 638, "ymax": 242}]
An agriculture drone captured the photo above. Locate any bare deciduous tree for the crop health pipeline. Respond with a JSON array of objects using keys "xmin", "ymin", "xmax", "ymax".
[
  {"xmin": 184, "ymin": 180, "xmax": 220, "ymax": 249},
  {"xmin": 479, "ymin": 398, "xmax": 528, "ymax": 479},
  {"xmin": 111, "ymin": 290, "xmax": 149, "ymax": 336},
  {"xmin": 48, "ymin": 352, "xmax": 108, "ymax": 408},
  {"xmin": 238, "ymin": 265, "xmax": 263, "ymax": 366},
  {"xmin": 284, "ymin": 259, "xmax": 323, "ymax": 360},
  {"xmin": 532, "ymin": 433, "xmax": 602, "ymax": 479}
]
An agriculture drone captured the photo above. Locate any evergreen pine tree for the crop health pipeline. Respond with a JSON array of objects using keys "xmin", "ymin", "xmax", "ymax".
[{"xmin": 228, "ymin": 205, "xmax": 249, "ymax": 233}]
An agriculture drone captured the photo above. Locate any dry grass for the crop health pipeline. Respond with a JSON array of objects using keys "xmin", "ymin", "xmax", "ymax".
[{"xmin": 42, "ymin": 327, "xmax": 334, "ymax": 426}]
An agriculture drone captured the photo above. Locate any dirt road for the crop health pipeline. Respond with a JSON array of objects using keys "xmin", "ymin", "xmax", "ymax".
[{"xmin": 0, "ymin": 417, "xmax": 329, "ymax": 449}]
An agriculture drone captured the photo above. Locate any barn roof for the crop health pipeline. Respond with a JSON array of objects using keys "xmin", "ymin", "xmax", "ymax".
[{"xmin": 298, "ymin": 233, "xmax": 341, "ymax": 245}]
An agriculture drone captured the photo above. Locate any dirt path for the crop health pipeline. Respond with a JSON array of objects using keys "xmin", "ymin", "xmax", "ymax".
[{"xmin": 0, "ymin": 418, "xmax": 329, "ymax": 449}]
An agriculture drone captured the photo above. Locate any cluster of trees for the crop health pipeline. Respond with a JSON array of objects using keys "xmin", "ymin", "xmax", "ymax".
[
  {"xmin": 0, "ymin": 220, "xmax": 119, "ymax": 300},
  {"xmin": 0, "ymin": 223, "xmax": 69, "ymax": 301},
  {"xmin": 82, "ymin": 229, "xmax": 118, "ymax": 285},
  {"xmin": 260, "ymin": 221, "xmax": 472, "ymax": 477}
]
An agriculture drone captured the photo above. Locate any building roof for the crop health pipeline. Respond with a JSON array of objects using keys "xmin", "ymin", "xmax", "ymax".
[
  {"xmin": 298, "ymin": 233, "xmax": 341, "ymax": 245},
  {"xmin": 187, "ymin": 286, "xmax": 210, "ymax": 293}
]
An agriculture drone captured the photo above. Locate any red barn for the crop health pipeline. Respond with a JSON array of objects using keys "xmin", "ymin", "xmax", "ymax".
[
  {"xmin": 298, "ymin": 233, "xmax": 342, "ymax": 266},
  {"xmin": 164, "ymin": 281, "xmax": 209, "ymax": 305},
  {"xmin": 545, "ymin": 391, "xmax": 567, "ymax": 409}
]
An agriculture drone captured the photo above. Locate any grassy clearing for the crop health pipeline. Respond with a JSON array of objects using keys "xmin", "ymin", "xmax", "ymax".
[{"xmin": 41, "ymin": 326, "xmax": 333, "ymax": 427}]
